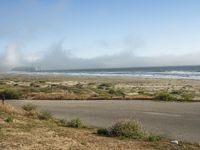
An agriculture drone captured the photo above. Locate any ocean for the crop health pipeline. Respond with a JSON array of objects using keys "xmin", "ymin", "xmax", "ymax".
[{"xmin": 9, "ymin": 65, "xmax": 200, "ymax": 80}]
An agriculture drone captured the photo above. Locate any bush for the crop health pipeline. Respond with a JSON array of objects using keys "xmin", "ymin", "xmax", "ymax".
[
  {"xmin": 60, "ymin": 118, "xmax": 85, "ymax": 128},
  {"xmin": 155, "ymin": 92, "xmax": 177, "ymax": 101},
  {"xmin": 66, "ymin": 118, "xmax": 84, "ymax": 128},
  {"xmin": 97, "ymin": 121, "xmax": 162, "ymax": 141},
  {"xmin": 0, "ymin": 89, "xmax": 20, "ymax": 99},
  {"xmin": 59, "ymin": 119, "xmax": 68, "ymax": 126},
  {"xmin": 108, "ymin": 120, "xmax": 145, "ymax": 139},
  {"xmin": 38, "ymin": 111, "xmax": 52, "ymax": 120},
  {"xmin": 147, "ymin": 135, "xmax": 162, "ymax": 142},
  {"xmin": 22, "ymin": 104, "xmax": 37, "ymax": 112},
  {"xmin": 4, "ymin": 116, "xmax": 13, "ymax": 123},
  {"xmin": 97, "ymin": 128, "xmax": 109, "ymax": 136}
]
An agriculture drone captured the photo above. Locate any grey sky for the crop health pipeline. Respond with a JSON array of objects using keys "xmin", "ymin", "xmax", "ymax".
[{"xmin": 0, "ymin": 0, "xmax": 200, "ymax": 71}]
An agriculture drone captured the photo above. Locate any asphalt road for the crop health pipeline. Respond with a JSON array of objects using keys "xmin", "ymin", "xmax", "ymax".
[{"xmin": 7, "ymin": 100, "xmax": 200, "ymax": 143}]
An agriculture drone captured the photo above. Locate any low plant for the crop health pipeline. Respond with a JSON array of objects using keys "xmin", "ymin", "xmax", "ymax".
[
  {"xmin": 97, "ymin": 120, "xmax": 145, "ymax": 139},
  {"xmin": 108, "ymin": 120, "xmax": 145, "ymax": 139},
  {"xmin": 67, "ymin": 118, "xmax": 84, "ymax": 128},
  {"xmin": 59, "ymin": 119, "xmax": 68, "ymax": 126},
  {"xmin": 0, "ymin": 103, "xmax": 20, "ymax": 114},
  {"xmin": 147, "ymin": 135, "xmax": 162, "ymax": 142},
  {"xmin": 155, "ymin": 91, "xmax": 177, "ymax": 101},
  {"xmin": 22, "ymin": 104, "xmax": 37, "ymax": 112},
  {"xmin": 38, "ymin": 111, "xmax": 52, "ymax": 120},
  {"xmin": 59, "ymin": 118, "xmax": 85, "ymax": 128},
  {"xmin": 4, "ymin": 116, "xmax": 13, "ymax": 123},
  {"xmin": 97, "ymin": 128, "xmax": 109, "ymax": 136}
]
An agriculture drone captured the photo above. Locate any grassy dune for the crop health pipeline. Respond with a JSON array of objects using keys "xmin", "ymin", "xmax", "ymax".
[{"xmin": 0, "ymin": 74, "xmax": 199, "ymax": 101}]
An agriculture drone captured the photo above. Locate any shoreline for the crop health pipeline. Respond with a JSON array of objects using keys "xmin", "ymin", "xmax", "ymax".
[
  {"xmin": 2, "ymin": 72, "xmax": 200, "ymax": 82},
  {"xmin": 4, "ymin": 72, "xmax": 200, "ymax": 81}
]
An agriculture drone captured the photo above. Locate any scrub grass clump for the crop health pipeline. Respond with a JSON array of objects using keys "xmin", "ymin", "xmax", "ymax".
[
  {"xmin": 22, "ymin": 104, "xmax": 37, "ymax": 112},
  {"xmin": 97, "ymin": 120, "xmax": 145, "ymax": 139},
  {"xmin": 59, "ymin": 118, "xmax": 85, "ymax": 128}
]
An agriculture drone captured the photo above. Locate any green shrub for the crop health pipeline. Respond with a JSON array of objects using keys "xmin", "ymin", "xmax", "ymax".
[
  {"xmin": 155, "ymin": 92, "xmax": 177, "ymax": 101},
  {"xmin": 22, "ymin": 104, "xmax": 37, "ymax": 112},
  {"xmin": 97, "ymin": 128, "xmax": 109, "ymax": 136},
  {"xmin": 38, "ymin": 111, "xmax": 52, "ymax": 120},
  {"xmin": 4, "ymin": 116, "xmax": 13, "ymax": 123},
  {"xmin": 147, "ymin": 135, "xmax": 162, "ymax": 142},
  {"xmin": 108, "ymin": 120, "xmax": 145, "ymax": 139},
  {"xmin": 0, "ymin": 89, "xmax": 20, "ymax": 99},
  {"xmin": 59, "ymin": 119, "xmax": 68, "ymax": 126},
  {"xmin": 67, "ymin": 118, "xmax": 84, "ymax": 128}
]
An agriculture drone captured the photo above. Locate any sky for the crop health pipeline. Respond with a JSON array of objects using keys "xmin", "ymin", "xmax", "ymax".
[{"xmin": 0, "ymin": 0, "xmax": 200, "ymax": 70}]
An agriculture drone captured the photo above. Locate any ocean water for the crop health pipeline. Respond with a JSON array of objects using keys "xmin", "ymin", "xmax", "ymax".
[{"xmin": 9, "ymin": 66, "xmax": 200, "ymax": 80}]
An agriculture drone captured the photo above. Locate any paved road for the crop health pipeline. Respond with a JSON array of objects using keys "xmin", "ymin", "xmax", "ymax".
[{"xmin": 7, "ymin": 100, "xmax": 200, "ymax": 143}]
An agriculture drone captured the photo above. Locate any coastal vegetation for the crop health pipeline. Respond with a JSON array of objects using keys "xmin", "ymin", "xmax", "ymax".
[
  {"xmin": 59, "ymin": 118, "xmax": 85, "ymax": 128},
  {"xmin": 22, "ymin": 103, "xmax": 37, "ymax": 112},
  {"xmin": 0, "ymin": 75, "xmax": 198, "ymax": 101},
  {"xmin": 155, "ymin": 91, "xmax": 195, "ymax": 101},
  {"xmin": 97, "ymin": 120, "xmax": 145, "ymax": 139}
]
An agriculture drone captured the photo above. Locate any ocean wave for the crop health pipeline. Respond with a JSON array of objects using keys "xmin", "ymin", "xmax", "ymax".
[{"xmin": 7, "ymin": 70, "xmax": 200, "ymax": 80}]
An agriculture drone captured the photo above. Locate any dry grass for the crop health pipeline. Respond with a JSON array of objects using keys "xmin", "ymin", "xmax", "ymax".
[
  {"xmin": 0, "ymin": 103, "xmax": 23, "ymax": 115},
  {"xmin": 0, "ymin": 104, "xmax": 151, "ymax": 150}
]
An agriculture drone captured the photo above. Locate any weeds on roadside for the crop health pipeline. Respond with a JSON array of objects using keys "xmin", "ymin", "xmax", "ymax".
[
  {"xmin": 155, "ymin": 90, "xmax": 195, "ymax": 102},
  {"xmin": 59, "ymin": 118, "xmax": 85, "ymax": 128},
  {"xmin": 38, "ymin": 111, "xmax": 52, "ymax": 120},
  {"xmin": 22, "ymin": 104, "xmax": 37, "ymax": 112},
  {"xmin": 97, "ymin": 120, "xmax": 164, "ymax": 143},
  {"xmin": 97, "ymin": 120, "xmax": 145, "ymax": 139},
  {"xmin": 97, "ymin": 128, "xmax": 109, "ymax": 136},
  {"xmin": 147, "ymin": 135, "xmax": 162, "ymax": 142},
  {"xmin": 155, "ymin": 91, "xmax": 177, "ymax": 101},
  {"xmin": 109, "ymin": 120, "xmax": 145, "ymax": 139}
]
